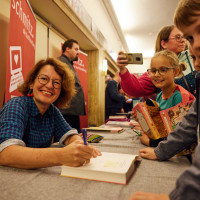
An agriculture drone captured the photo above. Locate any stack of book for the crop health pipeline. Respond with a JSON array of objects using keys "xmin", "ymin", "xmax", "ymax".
[{"xmin": 86, "ymin": 126, "xmax": 124, "ymax": 133}]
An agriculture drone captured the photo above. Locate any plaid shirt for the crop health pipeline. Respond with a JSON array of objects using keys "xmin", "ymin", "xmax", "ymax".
[{"xmin": 0, "ymin": 96, "xmax": 77, "ymax": 151}]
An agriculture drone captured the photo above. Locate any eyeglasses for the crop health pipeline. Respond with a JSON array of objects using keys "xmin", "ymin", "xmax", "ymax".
[
  {"xmin": 147, "ymin": 67, "xmax": 176, "ymax": 76},
  {"xmin": 37, "ymin": 74, "xmax": 62, "ymax": 89},
  {"xmin": 168, "ymin": 35, "xmax": 185, "ymax": 42}
]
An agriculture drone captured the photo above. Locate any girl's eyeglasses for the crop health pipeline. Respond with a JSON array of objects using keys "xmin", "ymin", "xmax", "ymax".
[
  {"xmin": 147, "ymin": 67, "xmax": 176, "ymax": 76},
  {"xmin": 37, "ymin": 74, "xmax": 62, "ymax": 89}
]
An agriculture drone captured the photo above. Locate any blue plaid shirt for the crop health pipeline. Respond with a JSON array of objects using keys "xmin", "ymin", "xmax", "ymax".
[{"xmin": 0, "ymin": 96, "xmax": 77, "ymax": 151}]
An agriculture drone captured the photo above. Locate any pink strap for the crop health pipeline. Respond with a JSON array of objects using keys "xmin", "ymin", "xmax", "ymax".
[{"xmin": 176, "ymin": 85, "xmax": 195, "ymax": 103}]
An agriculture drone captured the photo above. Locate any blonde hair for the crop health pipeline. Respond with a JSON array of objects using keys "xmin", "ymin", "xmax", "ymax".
[
  {"xmin": 18, "ymin": 58, "xmax": 76, "ymax": 108},
  {"xmin": 152, "ymin": 50, "xmax": 186, "ymax": 77},
  {"xmin": 174, "ymin": 0, "xmax": 200, "ymax": 29}
]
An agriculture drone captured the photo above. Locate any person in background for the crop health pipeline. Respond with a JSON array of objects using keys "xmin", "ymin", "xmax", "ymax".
[
  {"xmin": 58, "ymin": 39, "xmax": 85, "ymax": 133},
  {"xmin": 129, "ymin": 0, "xmax": 200, "ymax": 199},
  {"xmin": 118, "ymin": 83, "xmax": 133, "ymax": 113},
  {"xmin": 0, "ymin": 58, "xmax": 101, "ymax": 169},
  {"xmin": 117, "ymin": 25, "xmax": 195, "ymax": 100},
  {"xmin": 105, "ymin": 72, "xmax": 128, "ymax": 121},
  {"xmin": 139, "ymin": 50, "xmax": 195, "ymax": 147}
]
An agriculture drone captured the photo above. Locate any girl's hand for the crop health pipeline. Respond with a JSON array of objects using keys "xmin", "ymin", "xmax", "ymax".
[
  {"xmin": 117, "ymin": 51, "xmax": 128, "ymax": 74},
  {"xmin": 128, "ymin": 191, "xmax": 170, "ymax": 200},
  {"xmin": 131, "ymin": 109, "xmax": 137, "ymax": 120},
  {"xmin": 139, "ymin": 132, "xmax": 150, "ymax": 146},
  {"xmin": 139, "ymin": 147, "xmax": 158, "ymax": 160}
]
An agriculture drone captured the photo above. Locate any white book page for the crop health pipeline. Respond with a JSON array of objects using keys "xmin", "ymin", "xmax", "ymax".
[{"xmin": 79, "ymin": 152, "xmax": 137, "ymax": 173}]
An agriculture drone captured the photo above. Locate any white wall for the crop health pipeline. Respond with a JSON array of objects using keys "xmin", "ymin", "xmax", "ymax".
[
  {"xmin": 79, "ymin": 0, "xmax": 150, "ymax": 73},
  {"xmin": 79, "ymin": 0, "xmax": 123, "ymax": 54},
  {"xmin": 49, "ymin": 29, "xmax": 65, "ymax": 58},
  {"xmin": 35, "ymin": 20, "xmax": 48, "ymax": 62},
  {"xmin": 127, "ymin": 57, "xmax": 151, "ymax": 74}
]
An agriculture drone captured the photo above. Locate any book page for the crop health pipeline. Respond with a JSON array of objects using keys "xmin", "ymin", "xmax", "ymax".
[{"xmin": 79, "ymin": 152, "xmax": 137, "ymax": 173}]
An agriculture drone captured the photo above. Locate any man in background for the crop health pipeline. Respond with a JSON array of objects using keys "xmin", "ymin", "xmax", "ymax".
[
  {"xmin": 58, "ymin": 39, "xmax": 85, "ymax": 133},
  {"xmin": 105, "ymin": 72, "xmax": 128, "ymax": 121}
]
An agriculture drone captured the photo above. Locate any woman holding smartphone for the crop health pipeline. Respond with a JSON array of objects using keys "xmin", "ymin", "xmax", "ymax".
[{"xmin": 117, "ymin": 25, "xmax": 195, "ymax": 98}]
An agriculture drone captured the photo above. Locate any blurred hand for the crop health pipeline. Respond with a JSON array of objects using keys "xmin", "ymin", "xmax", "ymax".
[
  {"xmin": 139, "ymin": 132, "xmax": 150, "ymax": 146},
  {"xmin": 131, "ymin": 109, "xmax": 137, "ymax": 120},
  {"xmin": 139, "ymin": 147, "xmax": 158, "ymax": 160},
  {"xmin": 117, "ymin": 51, "xmax": 128, "ymax": 74},
  {"xmin": 128, "ymin": 191, "xmax": 169, "ymax": 200}
]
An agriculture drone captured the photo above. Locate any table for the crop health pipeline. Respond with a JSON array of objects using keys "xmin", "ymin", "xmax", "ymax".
[{"xmin": 0, "ymin": 128, "xmax": 191, "ymax": 200}]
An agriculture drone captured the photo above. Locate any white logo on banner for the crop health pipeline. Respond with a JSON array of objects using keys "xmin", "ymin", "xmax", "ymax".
[{"xmin": 9, "ymin": 46, "xmax": 24, "ymax": 93}]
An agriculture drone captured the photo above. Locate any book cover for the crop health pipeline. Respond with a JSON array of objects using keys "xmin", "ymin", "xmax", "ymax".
[
  {"xmin": 160, "ymin": 101, "xmax": 195, "ymax": 156},
  {"xmin": 61, "ymin": 152, "xmax": 138, "ymax": 185},
  {"xmin": 160, "ymin": 101, "xmax": 193, "ymax": 134},
  {"xmin": 132, "ymin": 102, "xmax": 163, "ymax": 139},
  {"xmin": 133, "ymin": 100, "xmax": 195, "ymax": 155}
]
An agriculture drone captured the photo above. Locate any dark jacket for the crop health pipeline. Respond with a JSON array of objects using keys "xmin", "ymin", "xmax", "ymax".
[
  {"xmin": 105, "ymin": 80, "xmax": 125, "ymax": 110},
  {"xmin": 58, "ymin": 54, "xmax": 85, "ymax": 116}
]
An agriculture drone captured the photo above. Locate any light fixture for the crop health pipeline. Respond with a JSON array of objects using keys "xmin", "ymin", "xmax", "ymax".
[{"xmin": 102, "ymin": 59, "xmax": 107, "ymax": 76}]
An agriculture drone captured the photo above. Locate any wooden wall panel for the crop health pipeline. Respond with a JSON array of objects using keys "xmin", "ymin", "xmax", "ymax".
[{"xmin": 86, "ymin": 49, "xmax": 105, "ymax": 126}]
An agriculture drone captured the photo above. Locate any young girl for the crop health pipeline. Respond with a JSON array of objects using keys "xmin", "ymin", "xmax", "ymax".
[
  {"xmin": 139, "ymin": 49, "xmax": 195, "ymax": 147},
  {"xmin": 129, "ymin": 1, "xmax": 200, "ymax": 199}
]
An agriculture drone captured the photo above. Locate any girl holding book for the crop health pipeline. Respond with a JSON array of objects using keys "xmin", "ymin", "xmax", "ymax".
[
  {"xmin": 130, "ymin": 1, "xmax": 200, "ymax": 199},
  {"xmin": 138, "ymin": 50, "xmax": 195, "ymax": 147}
]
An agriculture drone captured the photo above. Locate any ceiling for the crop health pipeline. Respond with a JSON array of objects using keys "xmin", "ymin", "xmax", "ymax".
[{"xmin": 110, "ymin": 0, "xmax": 180, "ymax": 58}]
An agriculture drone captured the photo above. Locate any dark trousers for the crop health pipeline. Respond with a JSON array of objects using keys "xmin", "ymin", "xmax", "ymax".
[{"xmin": 62, "ymin": 114, "xmax": 81, "ymax": 133}]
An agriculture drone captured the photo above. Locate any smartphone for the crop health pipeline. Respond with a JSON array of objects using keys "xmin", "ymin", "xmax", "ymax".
[{"xmin": 124, "ymin": 53, "xmax": 143, "ymax": 64}]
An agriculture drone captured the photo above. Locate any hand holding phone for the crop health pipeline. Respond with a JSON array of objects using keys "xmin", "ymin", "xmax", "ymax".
[
  {"xmin": 117, "ymin": 51, "xmax": 129, "ymax": 65},
  {"xmin": 124, "ymin": 53, "xmax": 143, "ymax": 64}
]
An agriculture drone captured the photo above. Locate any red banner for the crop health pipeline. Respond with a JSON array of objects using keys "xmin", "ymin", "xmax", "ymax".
[
  {"xmin": 5, "ymin": 0, "xmax": 36, "ymax": 102},
  {"xmin": 74, "ymin": 51, "xmax": 88, "ymax": 129}
]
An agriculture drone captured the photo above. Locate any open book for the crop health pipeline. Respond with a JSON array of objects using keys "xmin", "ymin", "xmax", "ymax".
[
  {"xmin": 133, "ymin": 100, "xmax": 193, "ymax": 139},
  {"xmin": 61, "ymin": 152, "xmax": 138, "ymax": 185}
]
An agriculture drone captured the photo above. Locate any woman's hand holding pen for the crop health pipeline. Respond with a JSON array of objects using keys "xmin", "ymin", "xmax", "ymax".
[{"xmin": 60, "ymin": 137, "xmax": 101, "ymax": 167}]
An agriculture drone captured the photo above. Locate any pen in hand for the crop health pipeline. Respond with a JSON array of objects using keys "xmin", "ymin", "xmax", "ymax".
[
  {"xmin": 132, "ymin": 129, "xmax": 142, "ymax": 136},
  {"xmin": 82, "ymin": 128, "xmax": 87, "ymax": 145}
]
